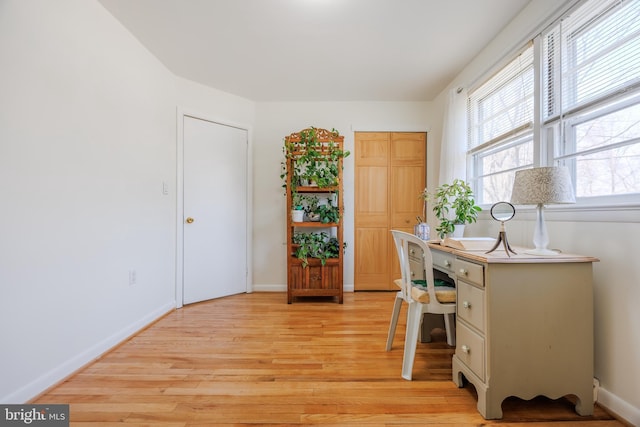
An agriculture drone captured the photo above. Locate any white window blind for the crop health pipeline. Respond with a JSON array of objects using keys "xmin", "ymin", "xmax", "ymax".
[
  {"xmin": 467, "ymin": 42, "xmax": 534, "ymax": 151},
  {"xmin": 467, "ymin": 43, "xmax": 534, "ymax": 204},
  {"xmin": 543, "ymin": 0, "xmax": 640, "ymax": 200},
  {"xmin": 543, "ymin": 0, "xmax": 640, "ymax": 121}
]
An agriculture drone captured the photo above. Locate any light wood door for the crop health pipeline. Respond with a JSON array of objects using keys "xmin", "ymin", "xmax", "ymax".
[
  {"xmin": 354, "ymin": 132, "xmax": 426, "ymax": 290},
  {"xmin": 389, "ymin": 133, "xmax": 427, "ymax": 282},
  {"xmin": 354, "ymin": 133, "xmax": 390, "ymax": 290}
]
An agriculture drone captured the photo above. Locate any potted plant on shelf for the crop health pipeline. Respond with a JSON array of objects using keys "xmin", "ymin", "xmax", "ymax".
[
  {"xmin": 324, "ymin": 236, "xmax": 346, "ymax": 259},
  {"xmin": 422, "ymin": 179, "xmax": 481, "ymax": 239},
  {"xmin": 303, "ymin": 195, "xmax": 340, "ymax": 224},
  {"xmin": 291, "ymin": 193, "xmax": 305, "ymax": 222},
  {"xmin": 292, "ymin": 232, "xmax": 346, "ymax": 267},
  {"xmin": 316, "ymin": 198, "xmax": 340, "ymax": 224},
  {"xmin": 303, "ymin": 194, "xmax": 321, "ymax": 222},
  {"xmin": 281, "ymin": 127, "xmax": 350, "ymax": 192},
  {"xmin": 292, "ymin": 232, "xmax": 330, "ymax": 267}
]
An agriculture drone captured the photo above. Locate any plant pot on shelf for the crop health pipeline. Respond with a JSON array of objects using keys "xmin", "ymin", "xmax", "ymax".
[{"xmin": 292, "ymin": 209, "xmax": 304, "ymax": 222}]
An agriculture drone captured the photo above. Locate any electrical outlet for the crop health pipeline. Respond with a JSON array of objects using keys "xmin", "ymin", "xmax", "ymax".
[{"xmin": 129, "ymin": 270, "xmax": 137, "ymax": 286}]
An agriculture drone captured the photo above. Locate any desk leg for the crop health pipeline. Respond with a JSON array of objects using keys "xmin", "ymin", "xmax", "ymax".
[
  {"xmin": 574, "ymin": 385, "xmax": 595, "ymax": 416},
  {"xmin": 452, "ymin": 356, "xmax": 503, "ymax": 419}
]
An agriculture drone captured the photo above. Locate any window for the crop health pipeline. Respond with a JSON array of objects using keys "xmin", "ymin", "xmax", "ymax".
[
  {"xmin": 467, "ymin": 0, "xmax": 640, "ymax": 206},
  {"xmin": 543, "ymin": 0, "xmax": 640, "ymax": 202},
  {"xmin": 467, "ymin": 43, "xmax": 534, "ymax": 205}
]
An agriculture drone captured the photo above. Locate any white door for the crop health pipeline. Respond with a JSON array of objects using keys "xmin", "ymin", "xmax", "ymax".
[{"xmin": 183, "ymin": 116, "xmax": 248, "ymax": 304}]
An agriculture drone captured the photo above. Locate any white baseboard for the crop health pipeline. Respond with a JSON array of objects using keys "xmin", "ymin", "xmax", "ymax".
[
  {"xmin": 252, "ymin": 284, "xmax": 286, "ymax": 292},
  {"xmin": 2, "ymin": 301, "xmax": 175, "ymax": 404},
  {"xmin": 597, "ymin": 386, "xmax": 640, "ymax": 426},
  {"xmin": 251, "ymin": 284, "xmax": 355, "ymax": 292}
]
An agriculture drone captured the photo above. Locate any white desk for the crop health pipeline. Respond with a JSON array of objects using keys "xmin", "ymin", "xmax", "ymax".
[{"xmin": 428, "ymin": 243, "xmax": 598, "ymax": 419}]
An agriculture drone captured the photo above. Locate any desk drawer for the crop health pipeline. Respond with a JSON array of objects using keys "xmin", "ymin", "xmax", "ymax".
[
  {"xmin": 457, "ymin": 280, "xmax": 485, "ymax": 333},
  {"xmin": 408, "ymin": 242, "xmax": 423, "ymax": 262},
  {"xmin": 408, "ymin": 242, "xmax": 425, "ymax": 281},
  {"xmin": 456, "ymin": 322, "xmax": 485, "ymax": 381},
  {"xmin": 432, "ymin": 250, "xmax": 455, "ymax": 273},
  {"xmin": 454, "ymin": 258, "xmax": 484, "ymax": 288}
]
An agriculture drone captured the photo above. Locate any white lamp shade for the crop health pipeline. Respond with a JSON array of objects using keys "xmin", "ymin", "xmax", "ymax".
[{"xmin": 510, "ymin": 166, "xmax": 576, "ymax": 205}]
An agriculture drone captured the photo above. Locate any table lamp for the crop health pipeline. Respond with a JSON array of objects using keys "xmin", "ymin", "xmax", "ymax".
[{"xmin": 510, "ymin": 166, "xmax": 575, "ymax": 255}]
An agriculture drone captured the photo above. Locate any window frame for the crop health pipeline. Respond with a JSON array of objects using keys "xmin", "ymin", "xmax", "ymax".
[
  {"xmin": 544, "ymin": 88, "xmax": 640, "ymax": 205},
  {"xmin": 470, "ymin": 129, "xmax": 534, "ymax": 206}
]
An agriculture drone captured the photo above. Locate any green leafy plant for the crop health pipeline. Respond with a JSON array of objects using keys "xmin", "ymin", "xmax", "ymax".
[
  {"xmin": 281, "ymin": 127, "xmax": 350, "ymax": 192},
  {"xmin": 292, "ymin": 193, "xmax": 305, "ymax": 210},
  {"xmin": 323, "ymin": 237, "xmax": 347, "ymax": 259},
  {"xmin": 292, "ymin": 232, "xmax": 329, "ymax": 267},
  {"xmin": 422, "ymin": 179, "xmax": 482, "ymax": 238},
  {"xmin": 299, "ymin": 196, "xmax": 341, "ymax": 223},
  {"xmin": 316, "ymin": 199, "xmax": 340, "ymax": 224},
  {"xmin": 292, "ymin": 232, "xmax": 346, "ymax": 267},
  {"xmin": 302, "ymin": 194, "xmax": 319, "ymax": 214},
  {"xmin": 299, "ymin": 194, "xmax": 319, "ymax": 221}
]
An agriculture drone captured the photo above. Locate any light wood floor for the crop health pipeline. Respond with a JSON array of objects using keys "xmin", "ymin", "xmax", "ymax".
[{"xmin": 34, "ymin": 292, "xmax": 624, "ymax": 426}]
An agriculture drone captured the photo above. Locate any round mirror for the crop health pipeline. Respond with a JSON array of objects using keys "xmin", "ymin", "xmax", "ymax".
[{"xmin": 490, "ymin": 201, "xmax": 515, "ymax": 222}]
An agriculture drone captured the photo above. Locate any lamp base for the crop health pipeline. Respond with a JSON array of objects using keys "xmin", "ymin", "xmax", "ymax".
[{"xmin": 523, "ymin": 247, "xmax": 561, "ymax": 256}]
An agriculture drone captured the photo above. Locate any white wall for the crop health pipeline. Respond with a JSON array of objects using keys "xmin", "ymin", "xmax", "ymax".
[
  {"xmin": 3, "ymin": 1, "xmax": 637, "ymax": 423},
  {"xmin": 0, "ymin": 0, "xmax": 255, "ymax": 403},
  {"xmin": 429, "ymin": 0, "xmax": 640, "ymax": 424},
  {"xmin": 252, "ymin": 102, "xmax": 436, "ymax": 291},
  {"xmin": 175, "ymin": 77, "xmax": 256, "ymax": 126}
]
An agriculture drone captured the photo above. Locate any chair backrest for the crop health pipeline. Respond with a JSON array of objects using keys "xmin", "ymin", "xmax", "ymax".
[{"xmin": 391, "ymin": 230, "xmax": 439, "ymax": 306}]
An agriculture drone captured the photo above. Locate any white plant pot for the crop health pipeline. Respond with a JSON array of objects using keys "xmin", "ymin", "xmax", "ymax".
[
  {"xmin": 452, "ymin": 224, "xmax": 465, "ymax": 238},
  {"xmin": 292, "ymin": 209, "xmax": 304, "ymax": 222}
]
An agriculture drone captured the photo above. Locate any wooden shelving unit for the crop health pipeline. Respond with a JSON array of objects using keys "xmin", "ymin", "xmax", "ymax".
[{"xmin": 284, "ymin": 128, "xmax": 345, "ymax": 304}]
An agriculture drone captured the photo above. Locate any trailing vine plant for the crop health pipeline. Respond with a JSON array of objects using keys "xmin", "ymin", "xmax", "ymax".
[
  {"xmin": 292, "ymin": 232, "xmax": 347, "ymax": 267},
  {"xmin": 280, "ymin": 127, "xmax": 350, "ymax": 194},
  {"xmin": 283, "ymin": 127, "xmax": 350, "ymax": 267}
]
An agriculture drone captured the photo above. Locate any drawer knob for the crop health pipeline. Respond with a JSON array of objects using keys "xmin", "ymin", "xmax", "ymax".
[
  {"xmin": 461, "ymin": 345, "xmax": 470, "ymax": 354},
  {"xmin": 444, "ymin": 260, "xmax": 451, "ymax": 267},
  {"xmin": 459, "ymin": 268, "xmax": 468, "ymax": 276},
  {"xmin": 463, "ymin": 301, "xmax": 471, "ymax": 309}
]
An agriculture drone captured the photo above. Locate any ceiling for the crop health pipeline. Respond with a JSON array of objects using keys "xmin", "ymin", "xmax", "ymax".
[{"xmin": 97, "ymin": 0, "xmax": 530, "ymax": 102}]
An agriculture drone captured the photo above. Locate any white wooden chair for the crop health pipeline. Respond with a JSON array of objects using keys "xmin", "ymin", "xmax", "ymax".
[{"xmin": 386, "ymin": 230, "xmax": 456, "ymax": 380}]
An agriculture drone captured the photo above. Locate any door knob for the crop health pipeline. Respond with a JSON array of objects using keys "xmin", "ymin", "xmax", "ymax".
[{"xmin": 186, "ymin": 217, "xmax": 195, "ymax": 224}]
